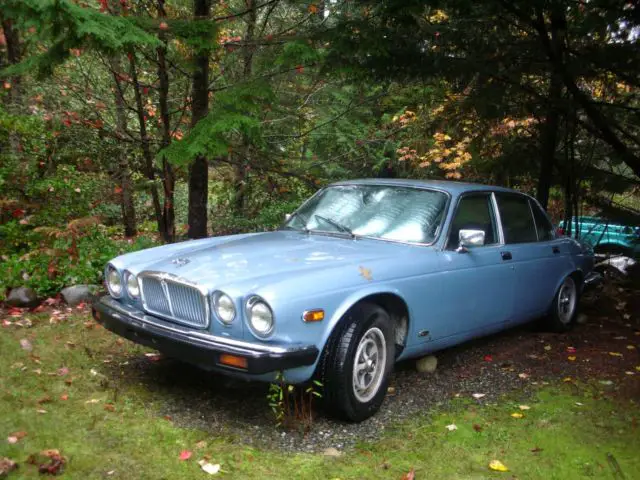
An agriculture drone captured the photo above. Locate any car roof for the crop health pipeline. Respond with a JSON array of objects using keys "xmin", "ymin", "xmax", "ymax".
[{"xmin": 330, "ymin": 178, "xmax": 524, "ymax": 196}]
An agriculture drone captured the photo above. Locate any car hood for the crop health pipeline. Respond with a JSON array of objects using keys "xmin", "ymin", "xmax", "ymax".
[{"xmin": 127, "ymin": 230, "xmax": 419, "ymax": 290}]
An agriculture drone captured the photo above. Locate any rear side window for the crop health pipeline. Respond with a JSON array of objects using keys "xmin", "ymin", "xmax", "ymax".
[
  {"xmin": 530, "ymin": 200, "xmax": 554, "ymax": 241},
  {"xmin": 496, "ymin": 194, "xmax": 537, "ymax": 244}
]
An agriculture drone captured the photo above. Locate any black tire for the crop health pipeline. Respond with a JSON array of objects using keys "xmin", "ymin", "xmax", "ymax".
[
  {"xmin": 545, "ymin": 275, "xmax": 580, "ymax": 332},
  {"xmin": 319, "ymin": 302, "xmax": 395, "ymax": 422}
]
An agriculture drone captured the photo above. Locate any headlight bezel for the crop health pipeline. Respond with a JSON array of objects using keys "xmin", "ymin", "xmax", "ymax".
[
  {"xmin": 245, "ymin": 295, "xmax": 275, "ymax": 338},
  {"xmin": 106, "ymin": 264, "xmax": 123, "ymax": 298},
  {"xmin": 124, "ymin": 271, "xmax": 140, "ymax": 299},
  {"xmin": 211, "ymin": 291, "xmax": 236, "ymax": 325}
]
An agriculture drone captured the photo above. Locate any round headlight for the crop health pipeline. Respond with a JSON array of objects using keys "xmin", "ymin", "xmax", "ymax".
[
  {"xmin": 125, "ymin": 272, "xmax": 140, "ymax": 298},
  {"xmin": 106, "ymin": 265, "xmax": 123, "ymax": 298},
  {"xmin": 213, "ymin": 292, "xmax": 236, "ymax": 324},
  {"xmin": 247, "ymin": 297, "xmax": 274, "ymax": 336}
]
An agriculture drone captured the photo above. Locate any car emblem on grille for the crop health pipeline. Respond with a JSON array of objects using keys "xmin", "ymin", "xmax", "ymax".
[{"xmin": 171, "ymin": 257, "xmax": 190, "ymax": 267}]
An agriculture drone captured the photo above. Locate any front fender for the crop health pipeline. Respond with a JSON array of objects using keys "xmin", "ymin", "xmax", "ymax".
[{"xmin": 318, "ymin": 284, "xmax": 410, "ymax": 356}]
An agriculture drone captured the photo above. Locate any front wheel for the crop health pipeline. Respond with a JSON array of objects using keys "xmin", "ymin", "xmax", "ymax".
[
  {"xmin": 545, "ymin": 275, "xmax": 579, "ymax": 332},
  {"xmin": 319, "ymin": 302, "xmax": 395, "ymax": 422}
]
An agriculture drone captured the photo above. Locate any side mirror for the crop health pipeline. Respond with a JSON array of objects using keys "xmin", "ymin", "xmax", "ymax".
[{"xmin": 457, "ymin": 229, "xmax": 485, "ymax": 253}]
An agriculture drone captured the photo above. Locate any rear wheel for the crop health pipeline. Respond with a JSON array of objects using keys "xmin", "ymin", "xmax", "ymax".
[
  {"xmin": 319, "ymin": 302, "xmax": 395, "ymax": 422},
  {"xmin": 546, "ymin": 275, "xmax": 579, "ymax": 332}
]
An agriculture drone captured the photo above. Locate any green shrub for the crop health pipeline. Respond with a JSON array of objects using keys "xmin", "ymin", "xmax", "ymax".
[{"xmin": 0, "ymin": 227, "xmax": 158, "ymax": 300}]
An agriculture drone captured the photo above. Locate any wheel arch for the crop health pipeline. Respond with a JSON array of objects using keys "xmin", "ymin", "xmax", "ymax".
[{"xmin": 321, "ymin": 287, "xmax": 411, "ymax": 357}]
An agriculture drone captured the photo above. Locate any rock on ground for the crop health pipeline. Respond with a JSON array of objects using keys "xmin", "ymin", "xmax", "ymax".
[
  {"xmin": 6, "ymin": 287, "xmax": 39, "ymax": 308},
  {"xmin": 416, "ymin": 355, "xmax": 438, "ymax": 373},
  {"xmin": 61, "ymin": 285, "xmax": 99, "ymax": 306}
]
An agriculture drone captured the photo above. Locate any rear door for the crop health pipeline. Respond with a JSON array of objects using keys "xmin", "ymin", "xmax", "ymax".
[{"xmin": 496, "ymin": 194, "xmax": 570, "ymax": 324}]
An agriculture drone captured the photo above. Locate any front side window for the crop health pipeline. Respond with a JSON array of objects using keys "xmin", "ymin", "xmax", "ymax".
[
  {"xmin": 530, "ymin": 200, "xmax": 554, "ymax": 241},
  {"xmin": 284, "ymin": 184, "xmax": 448, "ymax": 244},
  {"xmin": 446, "ymin": 194, "xmax": 498, "ymax": 249},
  {"xmin": 497, "ymin": 194, "xmax": 537, "ymax": 244}
]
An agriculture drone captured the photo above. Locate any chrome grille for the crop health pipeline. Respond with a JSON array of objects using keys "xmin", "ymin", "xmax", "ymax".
[{"xmin": 139, "ymin": 273, "xmax": 208, "ymax": 328}]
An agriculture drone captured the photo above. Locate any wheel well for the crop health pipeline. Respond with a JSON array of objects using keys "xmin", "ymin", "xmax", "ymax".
[
  {"xmin": 357, "ymin": 293, "xmax": 409, "ymax": 353},
  {"xmin": 570, "ymin": 270, "xmax": 584, "ymax": 287}
]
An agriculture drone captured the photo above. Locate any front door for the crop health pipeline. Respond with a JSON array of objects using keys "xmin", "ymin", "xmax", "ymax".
[{"xmin": 435, "ymin": 193, "xmax": 515, "ymax": 341}]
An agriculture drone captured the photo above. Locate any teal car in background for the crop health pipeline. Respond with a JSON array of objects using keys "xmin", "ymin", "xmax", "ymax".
[{"xmin": 558, "ymin": 216, "xmax": 640, "ymax": 258}]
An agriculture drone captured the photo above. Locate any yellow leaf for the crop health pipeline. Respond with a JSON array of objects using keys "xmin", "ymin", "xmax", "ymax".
[
  {"xmin": 626, "ymin": 345, "xmax": 636, "ymax": 350},
  {"xmin": 511, "ymin": 412, "xmax": 524, "ymax": 418},
  {"xmin": 544, "ymin": 345, "xmax": 552, "ymax": 351},
  {"xmin": 518, "ymin": 405, "xmax": 530, "ymax": 410},
  {"xmin": 489, "ymin": 460, "xmax": 509, "ymax": 472},
  {"xmin": 563, "ymin": 377, "xmax": 573, "ymax": 382},
  {"xmin": 568, "ymin": 356, "xmax": 576, "ymax": 361},
  {"xmin": 609, "ymin": 352, "xmax": 623, "ymax": 357},
  {"xmin": 635, "ymin": 366, "xmax": 640, "ymax": 371}
]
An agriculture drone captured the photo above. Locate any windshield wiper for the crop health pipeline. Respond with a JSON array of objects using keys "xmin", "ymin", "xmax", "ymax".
[{"xmin": 313, "ymin": 214, "xmax": 356, "ymax": 238}]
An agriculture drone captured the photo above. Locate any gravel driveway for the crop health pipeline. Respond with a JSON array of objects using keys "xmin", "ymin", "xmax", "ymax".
[{"xmin": 113, "ymin": 284, "xmax": 640, "ymax": 453}]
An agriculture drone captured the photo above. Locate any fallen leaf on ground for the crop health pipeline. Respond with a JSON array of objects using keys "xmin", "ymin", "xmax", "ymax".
[
  {"xmin": 31, "ymin": 449, "xmax": 66, "ymax": 475},
  {"xmin": 0, "ymin": 457, "xmax": 18, "ymax": 476},
  {"xmin": 627, "ymin": 345, "xmax": 636, "ymax": 350},
  {"xmin": 609, "ymin": 352, "xmax": 623, "ymax": 357},
  {"xmin": 566, "ymin": 346, "xmax": 576, "ymax": 353},
  {"xmin": 575, "ymin": 402, "xmax": 583, "ymax": 406},
  {"xmin": 60, "ymin": 394, "xmax": 69, "ymax": 401},
  {"xmin": 19, "ymin": 338, "xmax": 33, "ymax": 351},
  {"xmin": 85, "ymin": 399, "xmax": 100, "ymax": 404},
  {"xmin": 179, "ymin": 450, "xmax": 192, "ymax": 461},
  {"xmin": 445, "ymin": 424, "xmax": 457, "ymax": 431},
  {"xmin": 544, "ymin": 345, "xmax": 552, "ymax": 351},
  {"xmin": 198, "ymin": 460, "xmax": 220, "ymax": 475},
  {"xmin": 7, "ymin": 432, "xmax": 27, "ymax": 444},
  {"xmin": 568, "ymin": 356, "xmax": 576, "ymax": 361},
  {"xmin": 473, "ymin": 424, "xmax": 483, "ymax": 432},
  {"xmin": 57, "ymin": 367, "xmax": 69, "ymax": 376},
  {"xmin": 625, "ymin": 371, "xmax": 635, "ymax": 375},
  {"xmin": 472, "ymin": 393, "xmax": 486, "ymax": 399},
  {"xmin": 36, "ymin": 409, "xmax": 47, "ymax": 414},
  {"xmin": 519, "ymin": 405, "xmax": 530, "ymax": 410},
  {"xmin": 195, "ymin": 440, "xmax": 207, "ymax": 450},
  {"xmin": 635, "ymin": 366, "xmax": 640, "ymax": 372},
  {"xmin": 38, "ymin": 395, "xmax": 52, "ymax": 404},
  {"xmin": 518, "ymin": 373, "xmax": 529, "ymax": 379},
  {"xmin": 489, "ymin": 459, "xmax": 509, "ymax": 472},
  {"xmin": 511, "ymin": 412, "xmax": 524, "ymax": 419},
  {"xmin": 401, "ymin": 468, "xmax": 416, "ymax": 480},
  {"xmin": 484, "ymin": 355, "xmax": 493, "ymax": 362},
  {"xmin": 104, "ymin": 404, "xmax": 115, "ymax": 412},
  {"xmin": 531, "ymin": 447, "xmax": 543, "ymax": 453},
  {"xmin": 563, "ymin": 377, "xmax": 573, "ymax": 382},
  {"xmin": 614, "ymin": 336, "xmax": 627, "ymax": 340}
]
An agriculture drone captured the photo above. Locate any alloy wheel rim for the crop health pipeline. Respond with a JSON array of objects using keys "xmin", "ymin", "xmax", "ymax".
[
  {"xmin": 352, "ymin": 327, "xmax": 386, "ymax": 403},
  {"xmin": 557, "ymin": 277, "xmax": 577, "ymax": 324}
]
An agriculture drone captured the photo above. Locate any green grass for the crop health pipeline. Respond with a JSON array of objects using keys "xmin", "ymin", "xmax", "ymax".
[{"xmin": 1, "ymin": 312, "xmax": 639, "ymax": 479}]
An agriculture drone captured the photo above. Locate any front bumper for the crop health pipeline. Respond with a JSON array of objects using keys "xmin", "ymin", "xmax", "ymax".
[{"xmin": 92, "ymin": 296, "xmax": 319, "ymax": 375}]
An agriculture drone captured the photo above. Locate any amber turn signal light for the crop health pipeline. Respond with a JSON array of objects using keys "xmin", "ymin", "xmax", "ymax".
[
  {"xmin": 218, "ymin": 354, "xmax": 248, "ymax": 370},
  {"xmin": 303, "ymin": 309, "xmax": 325, "ymax": 322}
]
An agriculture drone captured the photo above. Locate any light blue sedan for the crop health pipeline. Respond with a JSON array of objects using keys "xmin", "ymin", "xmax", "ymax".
[{"xmin": 93, "ymin": 179, "xmax": 600, "ymax": 421}]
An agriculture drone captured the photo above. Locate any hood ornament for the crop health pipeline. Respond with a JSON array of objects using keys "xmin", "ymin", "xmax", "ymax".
[{"xmin": 171, "ymin": 257, "xmax": 191, "ymax": 267}]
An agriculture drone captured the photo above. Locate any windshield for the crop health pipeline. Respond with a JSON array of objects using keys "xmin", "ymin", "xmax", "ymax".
[{"xmin": 284, "ymin": 184, "xmax": 448, "ymax": 244}]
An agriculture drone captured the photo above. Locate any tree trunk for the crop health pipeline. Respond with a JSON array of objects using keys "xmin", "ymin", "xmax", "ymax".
[
  {"xmin": 0, "ymin": 15, "xmax": 22, "ymax": 109},
  {"xmin": 157, "ymin": 0, "xmax": 175, "ymax": 242},
  {"xmin": 128, "ymin": 50, "xmax": 163, "ymax": 235},
  {"xmin": 187, "ymin": 0, "xmax": 211, "ymax": 239},
  {"xmin": 233, "ymin": 0, "xmax": 257, "ymax": 216},
  {"xmin": 0, "ymin": 13, "xmax": 23, "ymax": 154},
  {"xmin": 109, "ymin": 56, "xmax": 137, "ymax": 237},
  {"xmin": 536, "ymin": 7, "xmax": 565, "ymax": 210}
]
